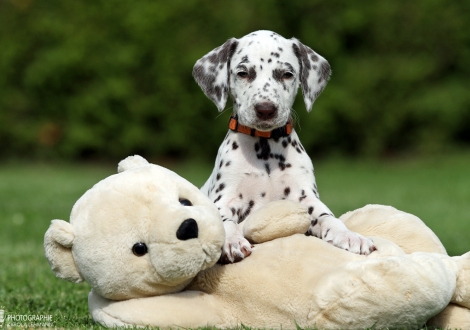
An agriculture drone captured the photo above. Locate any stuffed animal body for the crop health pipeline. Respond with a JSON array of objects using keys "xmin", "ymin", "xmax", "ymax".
[{"xmin": 45, "ymin": 156, "xmax": 470, "ymax": 329}]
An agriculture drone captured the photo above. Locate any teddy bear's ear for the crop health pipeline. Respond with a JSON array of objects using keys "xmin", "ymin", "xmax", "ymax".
[
  {"xmin": 44, "ymin": 220, "xmax": 83, "ymax": 283},
  {"xmin": 117, "ymin": 155, "xmax": 149, "ymax": 173}
]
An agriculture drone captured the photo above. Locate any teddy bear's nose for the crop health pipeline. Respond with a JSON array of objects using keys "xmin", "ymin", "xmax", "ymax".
[{"xmin": 176, "ymin": 218, "xmax": 199, "ymax": 240}]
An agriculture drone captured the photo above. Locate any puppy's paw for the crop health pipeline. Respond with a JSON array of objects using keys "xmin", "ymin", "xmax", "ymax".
[
  {"xmin": 323, "ymin": 227, "xmax": 376, "ymax": 255},
  {"xmin": 219, "ymin": 234, "xmax": 252, "ymax": 264}
]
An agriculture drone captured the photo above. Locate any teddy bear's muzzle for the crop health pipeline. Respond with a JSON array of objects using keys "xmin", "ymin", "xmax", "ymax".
[{"xmin": 176, "ymin": 218, "xmax": 199, "ymax": 241}]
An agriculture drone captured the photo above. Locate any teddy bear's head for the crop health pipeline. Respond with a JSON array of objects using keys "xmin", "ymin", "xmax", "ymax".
[{"xmin": 44, "ymin": 156, "xmax": 225, "ymax": 300}]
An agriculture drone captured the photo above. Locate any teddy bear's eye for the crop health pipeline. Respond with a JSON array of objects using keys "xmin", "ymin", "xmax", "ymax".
[
  {"xmin": 179, "ymin": 198, "xmax": 193, "ymax": 206},
  {"xmin": 132, "ymin": 242, "xmax": 148, "ymax": 256}
]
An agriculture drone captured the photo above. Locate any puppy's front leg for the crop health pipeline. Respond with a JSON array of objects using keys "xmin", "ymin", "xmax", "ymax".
[
  {"xmin": 215, "ymin": 199, "xmax": 252, "ymax": 263},
  {"xmin": 301, "ymin": 195, "xmax": 376, "ymax": 255},
  {"xmin": 219, "ymin": 219, "xmax": 252, "ymax": 264}
]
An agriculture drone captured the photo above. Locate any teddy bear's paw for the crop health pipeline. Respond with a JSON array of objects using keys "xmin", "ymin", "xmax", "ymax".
[
  {"xmin": 323, "ymin": 227, "xmax": 377, "ymax": 255},
  {"xmin": 117, "ymin": 155, "xmax": 149, "ymax": 173},
  {"xmin": 218, "ymin": 234, "xmax": 252, "ymax": 264}
]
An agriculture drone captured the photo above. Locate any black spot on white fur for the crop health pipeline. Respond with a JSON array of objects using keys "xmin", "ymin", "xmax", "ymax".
[
  {"xmin": 265, "ymin": 163, "xmax": 270, "ymax": 175},
  {"xmin": 216, "ymin": 183, "xmax": 225, "ymax": 193},
  {"xmin": 299, "ymin": 190, "xmax": 307, "ymax": 201},
  {"xmin": 284, "ymin": 187, "xmax": 290, "ymax": 196},
  {"xmin": 272, "ymin": 69, "xmax": 283, "ymax": 82},
  {"xmin": 256, "ymin": 138, "xmax": 271, "ymax": 160},
  {"xmin": 238, "ymin": 200, "xmax": 255, "ymax": 223},
  {"xmin": 247, "ymin": 67, "xmax": 257, "ymax": 82}
]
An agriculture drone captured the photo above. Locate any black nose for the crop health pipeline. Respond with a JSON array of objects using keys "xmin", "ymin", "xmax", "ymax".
[
  {"xmin": 176, "ymin": 218, "xmax": 199, "ymax": 240},
  {"xmin": 255, "ymin": 102, "xmax": 277, "ymax": 120}
]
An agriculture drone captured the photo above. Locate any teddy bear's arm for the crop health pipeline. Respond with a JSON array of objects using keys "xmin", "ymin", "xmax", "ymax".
[
  {"xmin": 89, "ymin": 289, "xmax": 226, "ymax": 328},
  {"xmin": 243, "ymin": 200, "xmax": 310, "ymax": 243}
]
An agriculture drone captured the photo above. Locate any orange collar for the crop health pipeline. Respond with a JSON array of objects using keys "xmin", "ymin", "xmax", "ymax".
[{"xmin": 228, "ymin": 115, "xmax": 293, "ymax": 139}]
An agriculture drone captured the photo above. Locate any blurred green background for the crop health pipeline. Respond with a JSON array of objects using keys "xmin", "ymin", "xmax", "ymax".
[
  {"xmin": 1, "ymin": 1, "xmax": 470, "ymax": 326},
  {"xmin": 1, "ymin": 0, "xmax": 470, "ymax": 161}
]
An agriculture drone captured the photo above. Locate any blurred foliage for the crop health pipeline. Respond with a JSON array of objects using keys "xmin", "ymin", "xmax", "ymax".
[{"xmin": 1, "ymin": 0, "xmax": 469, "ymax": 161}]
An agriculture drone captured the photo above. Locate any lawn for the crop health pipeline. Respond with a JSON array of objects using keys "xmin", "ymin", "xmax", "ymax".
[{"xmin": 0, "ymin": 153, "xmax": 469, "ymax": 328}]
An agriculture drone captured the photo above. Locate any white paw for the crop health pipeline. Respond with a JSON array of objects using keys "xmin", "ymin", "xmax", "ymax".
[
  {"xmin": 219, "ymin": 234, "xmax": 252, "ymax": 264},
  {"xmin": 322, "ymin": 227, "xmax": 376, "ymax": 255}
]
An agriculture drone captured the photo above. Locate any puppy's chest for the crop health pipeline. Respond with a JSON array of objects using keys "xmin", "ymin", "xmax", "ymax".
[{"xmin": 214, "ymin": 132, "xmax": 314, "ymax": 196}]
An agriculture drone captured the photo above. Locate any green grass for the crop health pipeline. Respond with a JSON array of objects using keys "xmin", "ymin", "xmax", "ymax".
[{"xmin": 1, "ymin": 154, "xmax": 469, "ymax": 328}]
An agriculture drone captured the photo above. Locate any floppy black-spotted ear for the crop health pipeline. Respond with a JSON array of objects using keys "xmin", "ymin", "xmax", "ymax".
[
  {"xmin": 292, "ymin": 38, "xmax": 331, "ymax": 112},
  {"xmin": 193, "ymin": 38, "xmax": 239, "ymax": 111}
]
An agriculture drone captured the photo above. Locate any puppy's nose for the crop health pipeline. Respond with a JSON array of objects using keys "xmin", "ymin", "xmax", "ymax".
[
  {"xmin": 176, "ymin": 218, "xmax": 199, "ymax": 240},
  {"xmin": 255, "ymin": 102, "xmax": 277, "ymax": 120}
]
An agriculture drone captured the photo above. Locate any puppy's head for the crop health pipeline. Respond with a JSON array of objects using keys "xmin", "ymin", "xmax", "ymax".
[{"xmin": 193, "ymin": 30, "xmax": 331, "ymax": 131}]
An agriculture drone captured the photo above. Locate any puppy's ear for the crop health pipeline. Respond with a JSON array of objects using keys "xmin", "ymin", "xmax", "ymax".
[
  {"xmin": 292, "ymin": 38, "xmax": 331, "ymax": 112},
  {"xmin": 193, "ymin": 38, "xmax": 239, "ymax": 111}
]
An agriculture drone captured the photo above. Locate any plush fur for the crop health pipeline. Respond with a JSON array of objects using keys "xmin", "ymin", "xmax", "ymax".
[{"xmin": 45, "ymin": 156, "xmax": 470, "ymax": 329}]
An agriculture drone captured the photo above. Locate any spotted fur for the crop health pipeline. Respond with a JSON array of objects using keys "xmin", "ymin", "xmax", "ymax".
[{"xmin": 194, "ymin": 30, "xmax": 376, "ymax": 263}]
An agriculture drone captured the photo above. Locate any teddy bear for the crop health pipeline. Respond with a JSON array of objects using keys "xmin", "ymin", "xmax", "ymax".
[{"xmin": 44, "ymin": 155, "xmax": 470, "ymax": 329}]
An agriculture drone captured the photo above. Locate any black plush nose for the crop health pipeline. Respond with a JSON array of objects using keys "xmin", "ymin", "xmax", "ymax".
[
  {"xmin": 255, "ymin": 102, "xmax": 277, "ymax": 120},
  {"xmin": 176, "ymin": 218, "xmax": 199, "ymax": 240}
]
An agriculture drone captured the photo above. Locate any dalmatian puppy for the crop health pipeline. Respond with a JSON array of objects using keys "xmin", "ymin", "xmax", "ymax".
[{"xmin": 193, "ymin": 30, "xmax": 376, "ymax": 263}]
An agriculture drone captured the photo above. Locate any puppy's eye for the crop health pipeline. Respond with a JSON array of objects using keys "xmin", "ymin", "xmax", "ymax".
[
  {"xmin": 237, "ymin": 71, "xmax": 248, "ymax": 78},
  {"xmin": 283, "ymin": 72, "xmax": 293, "ymax": 79},
  {"xmin": 132, "ymin": 243, "xmax": 148, "ymax": 257},
  {"xmin": 179, "ymin": 198, "xmax": 193, "ymax": 206}
]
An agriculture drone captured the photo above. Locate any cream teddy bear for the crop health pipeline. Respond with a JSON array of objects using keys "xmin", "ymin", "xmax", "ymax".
[{"xmin": 44, "ymin": 156, "xmax": 470, "ymax": 329}]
